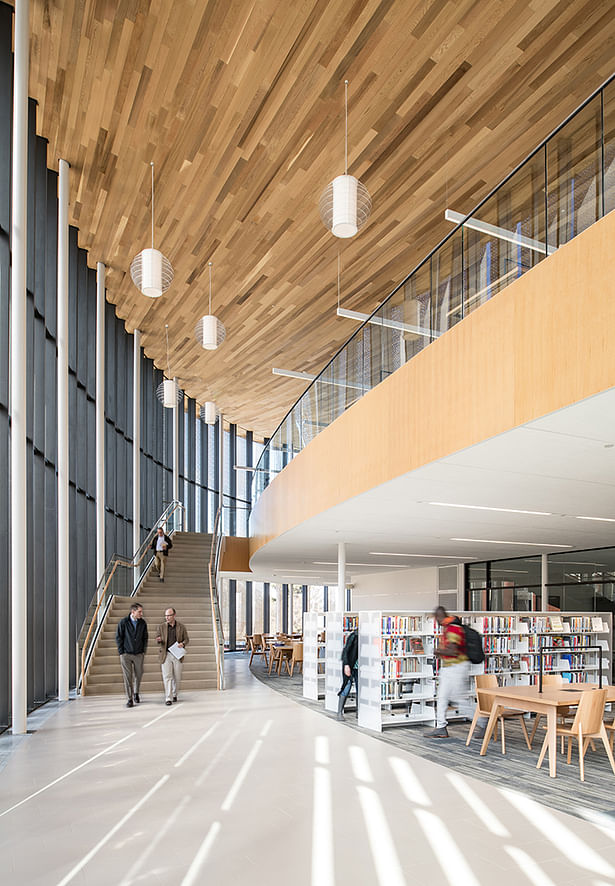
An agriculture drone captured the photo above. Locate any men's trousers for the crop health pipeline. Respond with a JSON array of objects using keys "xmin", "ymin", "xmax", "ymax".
[
  {"xmin": 154, "ymin": 551, "xmax": 166, "ymax": 578},
  {"xmin": 436, "ymin": 660, "xmax": 470, "ymax": 728},
  {"xmin": 120, "ymin": 653, "xmax": 144, "ymax": 702},
  {"xmin": 161, "ymin": 651, "xmax": 183, "ymax": 701}
]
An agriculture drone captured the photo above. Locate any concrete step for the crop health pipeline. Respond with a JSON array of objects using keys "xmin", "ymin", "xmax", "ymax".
[
  {"xmin": 87, "ymin": 674, "xmax": 217, "ymax": 689},
  {"xmin": 86, "ymin": 682, "xmax": 218, "ymax": 696}
]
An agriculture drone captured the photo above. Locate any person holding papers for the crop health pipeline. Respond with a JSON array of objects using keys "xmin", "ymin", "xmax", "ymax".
[{"xmin": 156, "ymin": 607, "xmax": 189, "ymax": 705}]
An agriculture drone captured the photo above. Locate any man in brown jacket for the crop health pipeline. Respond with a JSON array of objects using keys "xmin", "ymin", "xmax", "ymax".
[{"xmin": 156, "ymin": 607, "xmax": 189, "ymax": 705}]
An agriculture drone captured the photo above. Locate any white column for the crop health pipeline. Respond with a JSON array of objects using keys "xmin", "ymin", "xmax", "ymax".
[
  {"xmin": 333, "ymin": 542, "xmax": 346, "ymax": 612},
  {"xmin": 133, "ymin": 329, "xmax": 141, "ymax": 556},
  {"xmin": 172, "ymin": 377, "xmax": 179, "ymax": 504},
  {"xmin": 218, "ymin": 413, "xmax": 224, "ymax": 530},
  {"xmin": 10, "ymin": 0, "xmax": 29, "ymax": 736},
  {"xmin": 57, "ymin": 159, "xmax": 70, "ymax": 702},
  {"xmin": 541, "ymin": 553, "xmax": 549, "ymax": 611},
  {"xmin": 96, "ymin": 262, "xmax": 106, "ymax": 590}
]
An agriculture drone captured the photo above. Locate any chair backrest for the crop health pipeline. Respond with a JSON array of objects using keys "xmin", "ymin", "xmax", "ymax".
[
  {"xmin": 542, "ymin": 674, "xmax": 564, "ymax": 688},
  {"xmin": 570, "ymin": 688, "xmax": 607, "ymax": 735},
  {"xmin": 475, "ymin": 674, "xmax": 498, "ymax": 714},
  {"xmin": 253, "ymin": 633, "xmax": 263, "ymax": 650},
  {"xmin": 293, "ymin": 642, "xmax": 303, "ymax": 663}
]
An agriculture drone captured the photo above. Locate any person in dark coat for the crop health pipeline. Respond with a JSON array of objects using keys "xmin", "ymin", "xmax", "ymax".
[
  {"xmin": 116, "ymin": 602, "xmax": 148, "ymax": 707},
  {"xmin": 337, "ymin": 629, "xmax": 358, "ymax": 720}
]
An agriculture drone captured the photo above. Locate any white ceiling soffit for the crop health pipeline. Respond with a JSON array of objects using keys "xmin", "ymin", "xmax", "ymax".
[{"xmin": 249, "ymin": 387, "xmax": 615, "ymax": 582}]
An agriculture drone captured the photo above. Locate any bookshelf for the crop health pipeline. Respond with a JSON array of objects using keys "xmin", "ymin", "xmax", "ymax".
[
  {"xmin": 324, "ymin": 612, "xmax": 358, "ymax": 713},
  {"xmin": 303, "ymin": 612, "xmax": 325, "ymax": 701},
  {"xmin": 357, "ymin": 610, "xmax": 613, "ymax": 733}
]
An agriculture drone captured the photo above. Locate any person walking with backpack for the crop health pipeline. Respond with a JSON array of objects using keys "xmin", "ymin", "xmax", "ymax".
[{"xmin": 425, "ymin": 606, "xmax": 471, "ymax": 739}]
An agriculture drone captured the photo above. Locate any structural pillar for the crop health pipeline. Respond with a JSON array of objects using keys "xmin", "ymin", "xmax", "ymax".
[
  {"xmin": 57, "ymin": 159, "xmax": 70, "ymax": 702},
  {"xmin": 218, "ymin": 413, "xmax": 224, "ymax": 529},
  {"xmin": 172, "ymin": 377, "xmax": 179, "ymax": 504},
  {"xmin": 541, "ymin": 553, "xmax": 549, "ymax": 611},
  {"xmin": 10, "ymin": 0, "xmax": 29, "ymax": 735},
  {"xmin": 96, "ymin": 262, "xmax": 106, "ymax": 589},
  {"xmin": 133, "ymin": 329, "xmax": 141, "ymax": 556},
  {"xmin": 333, "ymin": 542, "xmax": 346, "ymax": 612}
]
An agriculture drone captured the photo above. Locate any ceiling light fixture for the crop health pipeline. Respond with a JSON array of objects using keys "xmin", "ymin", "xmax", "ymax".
[
  {"xmin": 195, "ymin": 261, "xmax": 226, "ymax": 350},
  {"xmin": 313, "ymin": 561, "xmax": 408, "ymax": 568},
  {"xmin": 369, "ymin": 552, "xmax": 462, "ymax": 559},
  {"xmin": 319, "ymin": 80, "xmax": 371, "ymax": 238},
  {"xmin": 155, "ymin": 324, "xmax": 182, "ymax": 407},
  {"xmin": 451, "ymin": 538, "xmax": 573, "ymax": 548},
  {"xmin": 130, "ymin": 162, "xmax": 174, "ymax": 298},
  {"xmin": 575, "ymin": 516, "xmax": 615, "ymax": 523},
  {"xmin": 429, "ymin": 502, "xmax": 552, "ymax": 516},
  {"xmin": 200, "ymin": 401, "xmax": 217, "ymax": 425}
]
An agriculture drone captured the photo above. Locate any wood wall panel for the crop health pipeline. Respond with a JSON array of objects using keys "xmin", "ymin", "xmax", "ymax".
[
  {"xmin": 11, "ymin": 0, "xmax": 615, "ymax": 434},
  {"xmin": 249, "ymin": 209, "xmax": 615, "ymax": 556}
]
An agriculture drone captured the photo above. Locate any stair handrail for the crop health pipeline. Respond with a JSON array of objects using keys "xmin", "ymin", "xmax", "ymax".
[
  {"xmin": 78, "ymin": 500, "xmax": 186, "ymax": 693},
  {"xmin": 209, "ymin": 506, "xmax": 225, "ymax": 689}
]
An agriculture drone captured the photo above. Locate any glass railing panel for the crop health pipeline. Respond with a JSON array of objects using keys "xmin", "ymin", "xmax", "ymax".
[
  {"xmin": 375, "ymin": 288, "xmax": 407, "ymax": 381},
  {"xmin": 431, "ymin": 228, "xmax": 463, "ymax": 334},
  {"xmin": 401, "ymin": 262, "xmax": 432, "ymax": 362},
  {"xmin": 547, "ymin": 94, "xmax": 602, "ymax": 248},
  {"xmin": 341, "ymin": 326, "xmax": 367, "ymax": 410},
  {"xmin": 603, "ymin": 79, "xmax": 615, "ymax": 213},
  {"xmin": 463, "ymin": 151, "xmax": 547, "ymax": 316},
  {"xmin": 300, "ymin": 382, "xmax": 319, "ymax": 448}
]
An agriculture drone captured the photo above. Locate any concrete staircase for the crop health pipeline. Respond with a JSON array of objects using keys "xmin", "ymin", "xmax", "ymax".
[{"xmin": 84, "ymin": 532, "xmax": 219, "ymax": 696}]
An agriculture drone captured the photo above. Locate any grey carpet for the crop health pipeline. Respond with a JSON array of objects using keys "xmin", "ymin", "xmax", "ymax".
[{"xmin": 245, "ymin": 654, "xmax": 615, "ymax": 823}]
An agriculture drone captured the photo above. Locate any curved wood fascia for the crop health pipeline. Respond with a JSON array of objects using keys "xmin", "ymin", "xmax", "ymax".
[{"xmin": 249, "ymin": 210, "xmax": 615, "ymax": 560}]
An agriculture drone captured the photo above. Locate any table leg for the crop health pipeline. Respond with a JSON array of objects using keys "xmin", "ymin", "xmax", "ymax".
[
  {"xmin": 546, "ymin": 708, "xmax": 557, "ymax": 778},
  {"xmin": 480, "ymin": 704, "xmax": 501, "ymax": 756}
]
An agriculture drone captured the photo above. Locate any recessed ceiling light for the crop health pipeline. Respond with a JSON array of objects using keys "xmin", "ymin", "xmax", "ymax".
[
  {"xmin": 575, "ymin": 516, "xmax": 615, "ymax": 523},
  {"xmin": 312, "ymin": 561, "xmax": 408, "ymax": 568},
  {"xmin": 451, "ymin": 538, "xmax": 572, "ymax": 548},
  {"xmin": 429, "ymin": 502, "xmax": 552, "ymax": 516},
  {"xmin": 369, "ymin": 552, "xmax": 462, "ymax": 559}
]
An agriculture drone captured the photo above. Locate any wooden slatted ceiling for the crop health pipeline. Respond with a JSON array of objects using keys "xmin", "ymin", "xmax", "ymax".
[{"xmin": 18, "ymin": 0, "xmax": 615, "ymax": 436}]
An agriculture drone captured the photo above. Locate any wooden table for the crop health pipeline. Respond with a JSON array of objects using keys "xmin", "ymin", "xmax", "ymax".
[{"xmin": 479, "ymin": 684, "xmax": 615, "ymax": 778}]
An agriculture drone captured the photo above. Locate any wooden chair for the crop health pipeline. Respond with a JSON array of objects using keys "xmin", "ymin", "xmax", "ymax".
[
  {"xmin": 537, "ymin": 687, "xmax": 615, "ymax": 781},
  {"xmin": 529, "ymin": 674, "xmax": 571, "ymax": 749},
  {"xmin": 249, "ymin": 634, "xmax": 268, "ymax": 667},
  {"xmin": 267, "ymin": 640, "xmax": 283, "ymax": 675},
  {"xmin": 285, "ymin": 642, "xmax": 303, "ymax": 676},
  {"xmin": 466, "ymin": 674, "xmax": 532, "ymax": 754}
]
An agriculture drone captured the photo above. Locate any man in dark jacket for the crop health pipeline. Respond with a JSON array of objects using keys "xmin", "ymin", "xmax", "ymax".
[
  {"xmin": 337, "ymin": 629, "xmax": 358, "ymax": 720},
  {"xmin": 150, "ymin": 526, "xmax": 173, "ymax": 582},
  {"xmin": 116, "ymin": 602, "xmax": 148, "ymax": 707}
]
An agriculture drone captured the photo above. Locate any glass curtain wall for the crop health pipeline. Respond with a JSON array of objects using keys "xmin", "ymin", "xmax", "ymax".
[{"xmin": 466, "ymin": 547, "xmax": 615, "ymax": 614}]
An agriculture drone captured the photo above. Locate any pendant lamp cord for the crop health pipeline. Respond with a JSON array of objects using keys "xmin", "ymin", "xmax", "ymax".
[
  {"xmin": 165, "ymin": 323, "xmax": 170, "ymax": 376},
  {"xmin": 150, "ymin": 161, "xmax": 155, "ymax": 249},
  {"xmin": 208, "ymin": 261, "xmax": 213, "ymax": 314},
  {"xmin": 344, "ymin": 80, "xmax": 348, "ymax": 175}
]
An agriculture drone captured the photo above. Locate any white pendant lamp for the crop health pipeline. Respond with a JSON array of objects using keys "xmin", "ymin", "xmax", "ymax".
[
  {"xmin": 195, "ymin": 261, "xmax": 226, "ymax": 350},
  {"xmin": 200, "ymin": 401, "xmax": 217, "ymax": 425},
  {"xmin": 156, "ymin": 325, "xmax": 182, "ymax": 407},
  {"xmin": 130, "ymin": 162, "xmax": 174, "ymax": 298},
  {"xmin": 319, "ymin": 80, "xmax": 371, "ymax": 239}
]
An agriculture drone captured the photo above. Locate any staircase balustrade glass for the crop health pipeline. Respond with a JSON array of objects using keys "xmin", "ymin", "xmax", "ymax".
[{"xmin": 251, "ymin": 74, "xmax": 615, "ymax": 507}]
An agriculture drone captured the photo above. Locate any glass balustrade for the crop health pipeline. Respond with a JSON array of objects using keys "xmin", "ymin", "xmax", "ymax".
[{"xmin": 251, "ymin": 76, "xmax": 615, "ymax": 507}]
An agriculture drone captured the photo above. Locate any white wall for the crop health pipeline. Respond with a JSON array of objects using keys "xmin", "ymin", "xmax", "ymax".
[{"xmin": 351, "ymin": 566, "xmax": 440, "ymax": 612}]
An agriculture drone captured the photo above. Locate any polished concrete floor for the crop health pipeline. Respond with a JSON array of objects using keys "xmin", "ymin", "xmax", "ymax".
[{"xmin": 1, "ymin": 658, "xmax": 615, "ymax": 886}]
